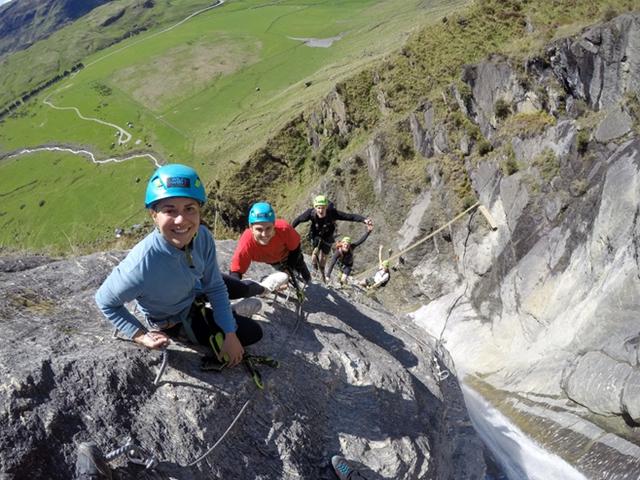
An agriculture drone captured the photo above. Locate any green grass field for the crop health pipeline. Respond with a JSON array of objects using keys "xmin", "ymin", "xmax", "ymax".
[
  {"xmin": 0, "ymin": 151, "xmax": 153, "ymax": 252},
  {"xmin": 0, "ymin": 0, "xmax": 466, "ymax": 252}
]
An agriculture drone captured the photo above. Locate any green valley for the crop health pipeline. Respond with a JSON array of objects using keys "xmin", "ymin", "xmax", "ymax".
[{"xmin": 0, "ymin": 0, "xmax": 466, "ymax": 252}]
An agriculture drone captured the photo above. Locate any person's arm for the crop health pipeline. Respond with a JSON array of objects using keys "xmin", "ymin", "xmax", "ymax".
[
  {"xmin": 202, "ymin": 238, "xmax": 236, "ymax": 335},
  {"xmin": 95, "ymin": 266, "xmax": 146, "ymax": 339},
  {"xmin": 202, "ymin": 235, "xmax": 244, "ymax": 366},
  {"xmin": 351, "ymin": 226, "xmax": 372, "ymax": 249},
  {"xmin": 229, "ymin": 233, "xmax": 251, "ymax": 279},
  {"xmin": 334, "ymin": 209, "xmax": 366, "ymax": 223},
  {"xmin": 378, "ymin": 245, "xmax": 383, "ymax": 267},
  {"xmin": 283, "ymin": 222, "xmax": 302, "ymax": 251},
  {"xmin": 222, "ymin": 273, "xmax": 265, "ymax": 299},
  {"xmin": 325, "ymin": 252, "xmax": 339, "ymax": 278},
  {"xmin": 291, "ymin": 208, "xmax": 312, "ymax": 228}
]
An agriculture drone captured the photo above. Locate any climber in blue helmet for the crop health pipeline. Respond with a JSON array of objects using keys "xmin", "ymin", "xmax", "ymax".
[
  {"xmin": 95, "ymin": 164, "xmax": 265, "ymax": 369},
  {"xmin": 229, "ymin": 201, "xmax": 311, "ymax": 286}
]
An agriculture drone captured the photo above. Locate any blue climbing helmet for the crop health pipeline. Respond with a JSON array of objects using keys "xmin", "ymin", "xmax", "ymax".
[
  {"xmin": 144, "ymin": 164, "xmax": 206, "ymax": 208},
  {"xmin": 248, "ymin": 202, "xmax": 276, "ymax": 224}
]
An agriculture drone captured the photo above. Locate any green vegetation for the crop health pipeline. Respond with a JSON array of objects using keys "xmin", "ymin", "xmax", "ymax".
[
  {"xmin": 576, "ymin": 130, "xmax": 590, "ymax": 155},
  {"xmin": 0, "ymin": 0, "xmax": 467, "ymax": 251},
  {"xmin": 503, "ymin": 111, "xmax": 556, "ymax": 137},
  {"xmin": 499, "ymin": 143, "xmax": 519, "ymax": 176},
  {"xmin": 533, "ymin": 147, "xmax": 560, "ymax": 182},
  {"xmin": 494, "ymin": 98, "xmax": 512, "ymax": 121},
  {"xmin": 0, "ymin": 0, "xmax": 215, "ymax": 108},
  {"xmin": 623, "ymin": 91, "xmax": 640, "ymax": 133},
  {"xmin": 477, "ymin": 139, "xmax": 493, "ymax": 156},
  {"xmin": 0, "ymin": 152, "xmax": 151, "ymax": 252},
  {"xmin": 570, "ymin": 178, "xmax": 589, "ymax": 197},
  {"xmin": 1, "ymin": 0, "xmax": 637, "ymax": 252}
]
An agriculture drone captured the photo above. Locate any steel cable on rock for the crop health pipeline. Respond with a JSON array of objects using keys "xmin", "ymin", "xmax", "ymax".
[
  {"xmin": 182, "ymin": 292, "xmax": 307, "ymax": 468},
  {"xmin": 347, "ymin": 206, "xmax": 482, "ymax": 383},
  {"xmin": 354, "ymin": 202, "xmax": 481, "ymax": 281}
]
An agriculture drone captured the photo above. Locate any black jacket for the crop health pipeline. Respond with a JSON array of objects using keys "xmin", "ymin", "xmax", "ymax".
[
  {"xmin": 326, "ymin": 229, "xmax": 370, "ymax": 277},
  {"xmin": 292, "ymin": 203, "xmax": 365, "ymax": 241}
]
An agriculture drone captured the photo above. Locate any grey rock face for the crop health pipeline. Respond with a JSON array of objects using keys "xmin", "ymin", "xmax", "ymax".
[
  {"xmin": 379, "ymin": 12, "xmax": 640, "ymax": 479},
  {"xmin": 409, "ymin": 106, "xmax": 435, "ymax": 158},
  {"xmin": 595, "ymin": 103, "xmax": 634, "ymax": 142},
  {"xmin": 461, "ymin": 58, "xmax": 522, "ymax": 138},
  {"xmin": 548, "ymin": 13, "xmax": 640, "ymax": 110},
  {"xmin": 562, "ymin": 351, "xmax": 639, "ymax": 418},
  {"xmin": 0, "ymin": 243, "xmax": 485, "ymax": 479}
]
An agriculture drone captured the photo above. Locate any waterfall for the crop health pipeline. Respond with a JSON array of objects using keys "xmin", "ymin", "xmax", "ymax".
[{"xmin": 462, "ymin": 385, "xmax": 587, "ymax": 480}]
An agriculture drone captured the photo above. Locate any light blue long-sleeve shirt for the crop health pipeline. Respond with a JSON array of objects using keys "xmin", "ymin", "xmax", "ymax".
[{"xmin": 95, "ymin": 226, "xmax": 236, "ymax": 338}]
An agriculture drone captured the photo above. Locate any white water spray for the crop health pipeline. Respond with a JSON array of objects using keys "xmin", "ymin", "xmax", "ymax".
[{"xmin": 462, "ymin": 385, "xmax": 587, "ymax": 480}]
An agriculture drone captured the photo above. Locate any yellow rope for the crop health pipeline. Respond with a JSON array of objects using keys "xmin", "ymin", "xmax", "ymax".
[{"xmin": 355, "ymin": 201, "xmax": 481, "ymax": 280}]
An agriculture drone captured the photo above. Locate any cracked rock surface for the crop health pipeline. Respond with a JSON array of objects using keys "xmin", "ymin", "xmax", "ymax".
[{"xmin": 0, "ymin": 242, "xmax": 484, "ymax": 479}]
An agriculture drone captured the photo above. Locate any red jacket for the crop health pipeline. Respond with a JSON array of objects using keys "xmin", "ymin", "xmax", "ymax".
[{"xmin": 230, "ymin": 219, "xmax": 300, "ymax": 276}]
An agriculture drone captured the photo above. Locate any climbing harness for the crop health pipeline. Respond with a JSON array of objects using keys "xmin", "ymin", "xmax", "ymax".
[
  {"xmin": 182, "ymin": 288, "xmax": 307, "ymax": 468},
  {"xmin": 206, "ymin": 332, "xmax": 279, "ymax": 389},
  {"xmin": 243, "ymin": 354, "xmax": 280, "ymax": 389},
  {"xmin": 271, "ymin": 265, "xmax": 307, "ymax": 304}
]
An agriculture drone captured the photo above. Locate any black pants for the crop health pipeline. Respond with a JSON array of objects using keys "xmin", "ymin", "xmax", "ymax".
[
  {"xmin": 311, "ymin": 235, "xmax": 334, "ymax": 255},
  {"xmin": 165, "ymin": 302, "xmax": 263, "ymax": 350},
  {"xmin": 338, "ymin": 261, "xmax": 353, "ymax": 277},
  {"xmin": 272, "ymin": 249, "xmax": 311, "ymax": 283},
  {"xmin": 223, "ymin": 273, "xmax": 265, "ymax": 299}
]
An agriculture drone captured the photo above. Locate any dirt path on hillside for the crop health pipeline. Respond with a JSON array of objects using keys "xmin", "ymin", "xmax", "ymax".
[
  {"xmin": 26, "ymin": 0, "xmax": 227, "ymax": 167},
  {"xmin": 4, "ymin": 145, "xmax": 161, "ymax": 168}
]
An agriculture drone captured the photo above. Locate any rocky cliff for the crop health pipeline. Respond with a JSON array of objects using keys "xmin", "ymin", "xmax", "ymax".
[
  {"xmin": 381, "ymin": 12, "xmax": 640, "ymax": 479},
  {"xmin": 0, "ymin": 243, "xmax": 485, "ymax": 479},
  {"xmin": 207, "ymin": 7, "xmax": 640, "ymax": 478}
]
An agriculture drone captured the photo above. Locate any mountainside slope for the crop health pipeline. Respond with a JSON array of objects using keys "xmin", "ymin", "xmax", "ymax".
[
  {"xmin": 405, "ymin": 13, "xmax": 640, "ymax": 477},
  {"xmin": 195, "ymin": 3, "xmax": 640, "ymax": 477},
  {"xmin": 0, "ymin": 0, "xmax": 113, "ymax": 58},
  {"xmin": 0, "ymin": 0, "xmax": 466, "ymax": 252},
  {"xmin": 0, "ymin": 243, "xmax": 485, "ymax": 478}
]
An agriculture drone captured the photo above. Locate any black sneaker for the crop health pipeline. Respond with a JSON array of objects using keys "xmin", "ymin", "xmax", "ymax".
[{"xmin": 75, "ymin": 442, "xmax": 112, "ymax": 480}]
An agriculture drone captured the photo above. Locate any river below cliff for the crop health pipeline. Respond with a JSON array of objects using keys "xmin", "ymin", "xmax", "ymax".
[{"xmin": 462, "ymin": 385, "xmax": 587, "ymax": 480}]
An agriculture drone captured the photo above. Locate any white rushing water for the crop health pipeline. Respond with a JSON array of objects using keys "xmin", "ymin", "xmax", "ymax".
[{"xmin": 462, "ymin": 385, "xmax": 587, "ymax": 480}]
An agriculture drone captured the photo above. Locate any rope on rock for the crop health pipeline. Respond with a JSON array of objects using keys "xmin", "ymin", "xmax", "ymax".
[
  {"xmin": 355, "ymin": 201, "xmax": 498, "ymax": 281},
  {"xmin": 185, "ymin": 399, "xmax": 251, "ymax": 467},
  {"xmin": 153, "ymin": 350, "xmax": 169, "ymax": 385},
  {"xmin": 182, "ymin": 277, "xmax": 307, "ymax": 468},
  {"xmin": 348, "ymin": 202, "xmax": 496, "ymax": 382}
]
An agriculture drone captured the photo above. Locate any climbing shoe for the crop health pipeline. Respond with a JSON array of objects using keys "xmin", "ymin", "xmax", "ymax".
[
  {"xmin": 259, "ymin": 272, "xmax": 289, "ymax": 293},
  {"xmin": 75, "ymin": 442, "xmax": 112, "ymax": 480},
  {"xmin": 331, "ymin": 455, "xmax": 368, "ymax": 480},
  {"xmin": 232, "ymin": 297, "xmax": 262, "ymax": 317}
]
